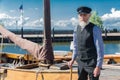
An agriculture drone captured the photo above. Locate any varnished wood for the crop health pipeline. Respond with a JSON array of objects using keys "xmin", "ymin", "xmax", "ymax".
[
  {"xmin": 1, "ymin": 68, "xmax": 78, "ymax": 80},
  {"xmin": 1, "ymin": 53, "xmax": 120, "ymax": 80},
  {"xmin": 104, "ymin": 54, "xmax": 120, "ymax": 59},
  {"xmin": 2, "ymin": 52, "xmax": 120, "ymax": 63},
  {"xmin": 16, "ymin": 63, "xmax": 38, "ymax": 69},
  {"xmin": 104, "ymin": 54, "xmax": 120, "ymax": 63}
]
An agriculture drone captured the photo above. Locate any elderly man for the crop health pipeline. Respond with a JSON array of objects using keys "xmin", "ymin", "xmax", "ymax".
[{"xmin": 68, "ymin": 6, "xmax": 104, "ymax": 80}]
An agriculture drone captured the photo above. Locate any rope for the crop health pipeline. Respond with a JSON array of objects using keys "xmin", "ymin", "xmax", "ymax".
[
  {"xmin": 26, "ymin": 53, "xmax": 30, "ymax": 64},
  {"xmin": 35, "ymin": 66, "xmax": 44, "ymax": 80},
  {"xmin": 0, "ymin": 36, "xmax": 3, "ymax": 52},
  {"xmin": 0, "ymin": 36, "xmax": 4, "ymax": 63},
  {"xmin": 0, "ymin": 69, "xmax": 7, "ymax": 80}
]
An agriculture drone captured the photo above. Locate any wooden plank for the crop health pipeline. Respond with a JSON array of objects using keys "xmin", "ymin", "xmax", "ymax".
[
  {"xmin": 104, "ymin": 54, "xmax": 120, "ymax": 63},
  {"xmin": 16, "ymin": 63, "xmax": 39, "ymax": 69},
  {"xmin": 3, "ymin": 68, "xmax": 78, "ymax": 80},
  {"xmin": 104, "ymin": 54, "xmax": 120, "ymax": 59},
  {"xmin": 4, "ymin": 52, "xmax": 120, "ymax": 64}
]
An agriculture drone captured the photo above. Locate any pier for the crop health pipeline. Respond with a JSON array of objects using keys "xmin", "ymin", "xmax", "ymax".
[
  {"xmin": 0, "ymin": 34, "xmax": 73, "ymax": 43},
  {"xmin": 0, "ymin": 32, "xmax": 120, "ymax": 43},
  {"xmin": 102, "ymin": 33, "xmax": 120, "ymax": 41},
  {"xmin": 100, "ymin": 64, "xmax": 120, "ymax": 80}
]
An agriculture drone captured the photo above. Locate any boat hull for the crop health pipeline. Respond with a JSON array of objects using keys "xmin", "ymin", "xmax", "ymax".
[
  {"xmin": 1, "ymin": 53, "xmax": 120, "ymax": 80},
  {"xmin": 1, "ymin": 68, "xmax": 78, "ymax": 80},
  {"xmin": 104, "ymin": 54, "xmax": 120, "ymax": 63}
]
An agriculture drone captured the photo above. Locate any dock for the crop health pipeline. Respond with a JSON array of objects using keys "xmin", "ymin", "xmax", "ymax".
[
  {"xmin": 102, "ymin": 32, "xmax": 120, "ymax": 41},
  {"xmin": 100, "ymin": 64, "xmax": 120, "ymax": 80},
  {"xmin": 0, "ymin": 32, "xmax": 120, "ymax": 43},
  {"xmin": 0, "ymin": 34, "xmax": 73, "ymax": 43}
]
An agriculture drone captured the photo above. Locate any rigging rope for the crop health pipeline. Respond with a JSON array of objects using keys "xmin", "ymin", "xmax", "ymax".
[
  {"xmin": 35, "ymin": 66, "xmax": 44, "ymax": 80},
  {"xmin": 0, "ymin": 36, "xmax": 3, "ymax": 52},
  {"xmin": 0, "ymin": 36, "xmax": 4, "ymax": 63}
]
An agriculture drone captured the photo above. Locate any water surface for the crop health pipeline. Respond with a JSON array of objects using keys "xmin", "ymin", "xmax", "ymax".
[{"xmin": 1, "ymin": 41, "xmax": 120, "ymax": 54}]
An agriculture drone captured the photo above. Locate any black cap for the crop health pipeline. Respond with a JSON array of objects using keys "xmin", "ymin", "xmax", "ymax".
[{"xmin": 77, "ymin": 6, "xmax": 92, "ymax": 14}]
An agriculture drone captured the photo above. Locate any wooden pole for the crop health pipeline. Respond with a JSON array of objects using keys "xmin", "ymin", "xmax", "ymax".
[
  {"xmin": 70, "ymin": 68, "xmax": 72, "ymax": 80},
  {"xmin": 43, "ymin": 0, "xmax": 54, "ymax": 64}
]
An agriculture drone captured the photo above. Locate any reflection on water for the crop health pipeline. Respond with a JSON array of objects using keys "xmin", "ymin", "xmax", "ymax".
[{"xmin": 1, "ymin": 41, "xmax": 120, "ymax": 54}]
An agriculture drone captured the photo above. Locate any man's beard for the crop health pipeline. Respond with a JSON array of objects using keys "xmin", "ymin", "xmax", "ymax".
[{"xmin": 79, "ymin": 21, "xmax": 89, "ymax": 28}]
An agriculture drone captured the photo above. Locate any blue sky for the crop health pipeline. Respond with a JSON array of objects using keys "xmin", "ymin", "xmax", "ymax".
[{"xmin": 0, "ymin": 0, "xmax": 120, "ymax": 30}]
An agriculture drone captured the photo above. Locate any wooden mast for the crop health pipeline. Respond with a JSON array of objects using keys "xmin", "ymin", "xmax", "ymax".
[{"xmin": 43, "ymin": 0, "xmax": 54, "ymax": 64}]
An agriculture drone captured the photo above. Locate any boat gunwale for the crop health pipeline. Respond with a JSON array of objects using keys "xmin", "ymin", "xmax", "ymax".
[{"xmin": 1, "ymin": 67, "xmax": 77, "ymax": 73}]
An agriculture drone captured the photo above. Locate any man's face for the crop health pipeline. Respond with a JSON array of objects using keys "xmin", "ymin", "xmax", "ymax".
[{"xmin": 78, "ymin": 13, "xmax": 91, "ymax": 23}]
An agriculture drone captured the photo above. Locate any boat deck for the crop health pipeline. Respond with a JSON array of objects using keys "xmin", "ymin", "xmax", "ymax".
[
  {"xmin": 1, "ymin": 63, "xmax": 120, "ymax": 80},
  {"xmin": 0, "ymin": 52, "xmax": 120, "ymax": 80},
  {"xmin": 100, "ymin": 64, "xmax": 120, "ymax": 80}
]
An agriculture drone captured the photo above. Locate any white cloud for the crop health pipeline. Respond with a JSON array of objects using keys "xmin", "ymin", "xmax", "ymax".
[
  {"xmin": 0, "ymin": 13, "xmax": 31, "ymax": 27},
  {"xmin": 53, "ymin": 20, "xmax": 70, "ymax": 27},
  {"xmin": 2, "ymin": 8, "xmax": 120, "ymax": 30},
  {"xmin": 0, "ymin": 12, "xmax": 78, "ymax": 29},
  {"xmin": 0, "ymin": 13, "xmax": 17, "ymax": 26},
  {"xmin": 0, "ymin": 13, "xmax": 12, "ymax": 19},
  {"xmin": 101, "ymin": 8, "xmax": 120, "ymax": 30},
  {"xmin": 24, "ymin": 18, "xmax": 43, "ymax": 27},
  {"xmin": 52, "ymin": 17, "xmax": 78, "ymax": 28},
  {"xmin": 70, "ymin": 17, "xmax": 78, "ymax": 26}
]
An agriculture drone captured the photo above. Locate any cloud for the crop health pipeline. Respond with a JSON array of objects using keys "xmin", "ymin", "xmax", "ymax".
[
  {"xmin": 53, "ymin": 20, "xmax": 70, "ymax": 27},
  {"xmin": 24, "ymin": 18, "xmax": 43, "ymax": 27},
  {"xmin": 0, "ymin": 13, "xmax": 17, "ymax": 26},
  {"xmin": 0, "ymin": 13, "xmax": 31, "ymax": 27},
  {"xmin": 0, "ymin": 13, "xmax": 43, "ymax": 27},
  {"xmin": 101, "ymin": 8, "xmax": 120, "ymax": 30},
  {"xmin": 17, "ymin": 15, "xmax": 30, "ymax": 26},
  {"xmin": 2, "ymin": 7, "xmax": 120, "ymax": 30},
  {"xmin": 0, "ymin": 13, "xmax": 12, "ymax": 19},
  {"xmin": 24, "ymin": 17, "xmax": 78, "ymax": 29},
  {"xmin": 0, "ymin": 12, "xmax": 78, "ymax": 30},
  {"xmin": 52, "ymin": 17, "xmax": 78, "ymax": 28},
  {"xmin": 70, "ymin": 17, "xmax": 78, "ymax": 26}
]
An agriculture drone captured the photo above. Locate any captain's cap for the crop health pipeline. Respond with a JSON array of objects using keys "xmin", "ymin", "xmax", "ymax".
[{"xmin": 77, "ymin": 6, "xmax": 92, "ymax": 14}]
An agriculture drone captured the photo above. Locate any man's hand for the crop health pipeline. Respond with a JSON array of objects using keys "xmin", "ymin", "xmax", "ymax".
[
  {"xmin": 67, "ymin": 59, "xmax": 74, "ymax": 68},
  {"xmin": 93, "ymin": 67, "xmax": 101, "ymax": 77}
]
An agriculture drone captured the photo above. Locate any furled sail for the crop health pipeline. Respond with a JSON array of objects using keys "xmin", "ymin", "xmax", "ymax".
[{"xmin": 0, "ymin": 0, "xmax": 54, "ymax": 64}]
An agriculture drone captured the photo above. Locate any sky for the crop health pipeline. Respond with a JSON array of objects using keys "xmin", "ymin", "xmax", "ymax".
[{"xmin": 0, "ymin": 0, "xmax": 120, "ymax": 30}]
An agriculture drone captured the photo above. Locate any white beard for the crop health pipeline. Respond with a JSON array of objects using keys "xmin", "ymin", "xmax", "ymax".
[{"xmin": 79, "ymin": 21, "xmax": 89, "ymax": 28}]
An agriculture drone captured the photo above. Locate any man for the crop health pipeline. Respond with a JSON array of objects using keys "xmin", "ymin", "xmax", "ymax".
[{"xmin": 68, "ymin": 6, "xmax": 104, "ymax": 80}]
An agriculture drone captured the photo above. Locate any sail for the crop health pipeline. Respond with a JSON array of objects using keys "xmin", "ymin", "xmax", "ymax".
[{"xmin": 0, "ymin": 0, "xmax": 54, "ymax": 64}]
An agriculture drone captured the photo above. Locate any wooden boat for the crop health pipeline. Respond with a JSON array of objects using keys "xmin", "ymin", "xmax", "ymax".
[
  {"xmin": 104, "ymin": 54, "xmax": 120, "ymax": 64},
  {"xmin": 0, "ymin": 68, "xmax": 78, "ymax": 80},
  {"xmin": 0, "ymin": 52, "xmax": 78, "ymax": 80},
  {"xmin": 1, "ymin": 52, "xmax": 120, "ymax": 80}
]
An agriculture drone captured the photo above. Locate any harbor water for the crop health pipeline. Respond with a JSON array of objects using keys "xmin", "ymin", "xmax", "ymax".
[{"xmin": 1, "ymin": 41, "xmax": 120, "ymax": 54}]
